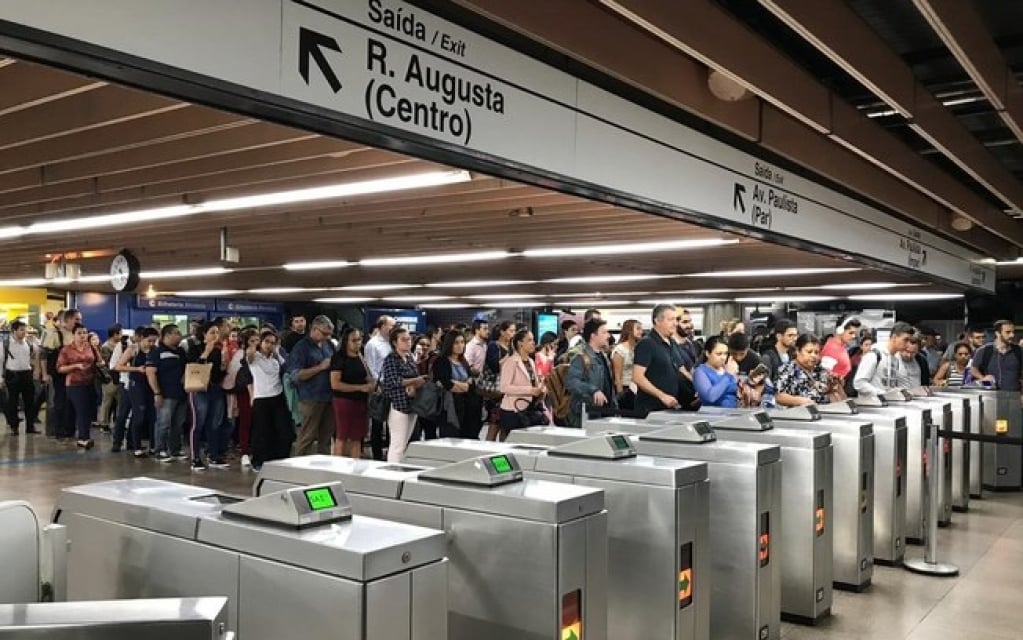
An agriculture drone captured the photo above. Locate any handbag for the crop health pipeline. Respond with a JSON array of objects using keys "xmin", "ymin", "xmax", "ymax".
[
  {"xmin": 91, "ymin": 345, "xmax": 113, "ymax": 385},
  {"xmin": 368, "ymin": 384, "xmax": 390, "ymax": 422},
  {"xmin": 474, "ymin": 364, "xmax": 502, "ymax": 399},
  {"xmin": 512, "ymin": 397, "xmax": 548, "ymax": 431},
  {"xmin": 411, "ymin": 380, "xmax": 444, "ymax": 420},
  {"xmin": 184, "ymin": 362, "xmax": 213, "ymax": 393}
]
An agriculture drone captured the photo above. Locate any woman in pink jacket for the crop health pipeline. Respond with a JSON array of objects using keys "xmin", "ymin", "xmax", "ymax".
[{"xmin": 498, "ymin": 329, "xmax": 546, "ymax": 441}]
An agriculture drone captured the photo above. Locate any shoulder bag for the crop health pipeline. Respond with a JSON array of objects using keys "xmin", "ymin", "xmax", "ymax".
[{"xmin": 184, "ymin": 362, "xmax": 213, "ymax": 393}]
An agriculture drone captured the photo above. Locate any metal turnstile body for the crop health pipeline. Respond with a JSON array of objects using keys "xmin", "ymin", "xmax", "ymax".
[
  {"xmin": 405, "ymin": 436, "xmax": 711, "ymax": 640},
  {"xmin": 827, "ymin": 402, "xmax": 908, "ymax": 565},
  {"xmin": 0, "ymin": 501, "xmax": 66, "ymax": 605},
  {"xmin": 855, "ymin": 397, "xmax": 934, "ymax": 544},
  {"xmin": 254, "ymin": 456, "xmax": 608, "ymax": 640},
  {"xmin": 585, "ymin": 420, "xmax": 782, "ymax": 640},
  {"xmin": 0, "ymin": 597, "xmax": 231, "ymax": 640},
  {"xmin": 697, "ymin": 410, "xmax": 833, "ymax": 624},
  {"xmin": 930, "ymin": 389, "xmax": 979, "ymax": 509},
  {"xmin": 980, "ymin": 390, "xmax": 1023, "ymax": 490},
  {"xmin": 53, "ymin": 478, "xmax": 448, "ymax": 640},
  {"xmin": 906, "ymin": 393, "xmax": 957, "ymax": 525},
  {"xmin": 751, "ymin": 404, "xmax": 875, "ymax": 592}
]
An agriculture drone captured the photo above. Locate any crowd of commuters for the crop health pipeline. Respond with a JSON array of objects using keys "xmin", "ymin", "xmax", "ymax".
[{"xmin": 1, "ymin": 305, "xmax": 1019, "ymax": 466}]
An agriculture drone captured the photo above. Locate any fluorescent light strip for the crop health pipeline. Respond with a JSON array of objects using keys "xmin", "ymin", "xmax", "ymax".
[
  {"xmin": 141, "ymin": 267, "xmax": 232, "ymax": 279},
  {"xmin": 313, "ymin": 297, "xmax": 377, "ymax": 304},
  {"xmin": 848, "ymin": 293, "xmax": 963, "ymax": 301},
  {"xmin": 284, "ymin": 261, "xmax": 353, "ymax": 271},
  {"xmin": 638, "ymin": 298, "xmax": 730, "ymax": 305},
  {"xmin": 736, "ymin": 296, "xmax": 837, "ymax": 303},
  {"xmin": 545, "ymin": 274, "xmax": 677, "ymax": 284},
  {"xmin": 687, "ymin": 268, "xmax": 860, "ymax": 278},
  {"xmin": 0, "ymin": 278, "xmax": 49, "ymax": 287},
  {"xmin": 336, "ymin": 284, "xmax": 416, "ymax": 291},
  {"xmin": 248, "ymin": 287, "xmax": 326, "ymax": 295},
  {"xmin": 383, "ymin": 296, "xmax": 453, "ymax": 302},
  {"xmin": 467, "ymin": 293, "xmax": 540, "ymax": 300},
  {"xmin": 361, "ymin": 251, "xmax": 511, "ymax": 267},
  {"xmin": 556, "ymin": 300, "xmax": 636, "ymax": 307},
  {"xmin": 419, "ymin": 303, "xmax": 476, "ymax": 309},
  {"xmin": 486, "ymin": 301, "xmax": 546, "ymax": 308},
  {"xmin": 425, "ymin": 280, "xmax": 536, "ymax": 288},
  {"xmin": 2, "ymin": 170, "xmax": 471, "ymax": 240},
  {"xmin": 522, "ymin": 238, "xmax": 738, "ymax": 258},
  {"xmin": 173, "ymin": 290, "xmax": 243, "ymax": 297},
  {"xmin": 814, "ymin": 282, "xmax": 901, "ymax": 291},
  {"xmin": 995, "ymin": 258, "xmax": 1023, "ymax": 266},
  {"xmin": 201, "ymin": 171, "xmax": 471, "ymax": 213}
]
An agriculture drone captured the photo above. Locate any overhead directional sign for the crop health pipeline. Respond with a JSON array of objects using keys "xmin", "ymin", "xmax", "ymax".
[{"xmin": 0, "ymin": 0, "xmax": 996, "ymax": 290}]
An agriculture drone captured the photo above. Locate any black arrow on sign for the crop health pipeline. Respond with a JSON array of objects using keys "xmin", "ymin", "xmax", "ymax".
[
  {"xmin": 733, "ymin": 183, "xmax": 747, "ymax": 213},
  {"xmin": 299, "ymin": 27, "xmax": 342, "ymax": 93}
]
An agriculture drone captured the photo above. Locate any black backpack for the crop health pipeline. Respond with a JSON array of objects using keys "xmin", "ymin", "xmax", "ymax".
[
  {"xmin": 973, "ymin": 343, "xmax": 1023, "ymax": 378},
  {"xmin": 232, "ymin": 359, "xmax": 253, "ymax": 394}
]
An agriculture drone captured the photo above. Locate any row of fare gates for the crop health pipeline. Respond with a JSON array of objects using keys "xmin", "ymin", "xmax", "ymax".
[{"xmin": 1, "ymin": 387, "xmax": 1022, "ymax": 639}]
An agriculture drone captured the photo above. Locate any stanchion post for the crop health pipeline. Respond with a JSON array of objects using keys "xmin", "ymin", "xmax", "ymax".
[{"xmin": 904, "ymin": 422, "xmax": 959, "ymax": 576}]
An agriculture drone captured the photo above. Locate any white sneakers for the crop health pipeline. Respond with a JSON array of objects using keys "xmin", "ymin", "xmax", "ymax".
[{"xmin": 241, "ymin": 454, "xmax": 252, "ymax": 470}]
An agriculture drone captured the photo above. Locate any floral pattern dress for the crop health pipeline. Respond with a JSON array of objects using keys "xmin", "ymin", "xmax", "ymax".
[{"xmin": 775, "ymin": 361, "xmax": 833, "ymax": 404}]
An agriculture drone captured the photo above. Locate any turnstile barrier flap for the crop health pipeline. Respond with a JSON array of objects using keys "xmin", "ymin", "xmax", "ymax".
[
  {"xmin": 253, "ymin": 456, "xmax": 416, "ymax": 499},
  {"xmin": 409, "ymin": 436, "xmax": 710, "ymax": 487},
  {"xmin": 713, "ymin": 426, "xmax": 832, "ymax": 450},
  {"xmin": 406, "ymin": 439, "xmax": 547, "ymax": 469},
  {"xmin": 400, "ymin": 475, "xmax": 605, "ymax": 523},
  {"xmin": 636, "ymin": 428, "xmax": 781, "ymax": 465},
  {"xmin": 54, "ymin": 478, "xmax": 237, "ymax": 539},
  {"xmin": 697, "ymin": 408, "xmax": 774, "ymax": 431},
  {"xmin": 817, "ymin": 400, "xmax": 859, "ymax": 414},
  {"xmin": 0, "ymin": 597, "xmax": 231, "ymax": 640}
]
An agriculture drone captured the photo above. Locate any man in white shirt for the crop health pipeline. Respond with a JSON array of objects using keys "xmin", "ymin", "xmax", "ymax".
[
  {"xmin": 464, "ymin": 319, "xmax": 490, "ymax": 376},
  {"xmin": 363, "ymin": 315, "xmax": 395, "ymax": 461},
  {"xmin": 3, "ymin": 320, "xmax": 40, "ymax": 434},
  {"xmin": 853, "ymin": 322, "xmax": 914, "ymax": 396}
]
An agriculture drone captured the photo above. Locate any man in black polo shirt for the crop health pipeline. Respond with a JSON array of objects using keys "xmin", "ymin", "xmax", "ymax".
[{"xmin": 633, "ymin": 304, "xmax": 685, "ymax": 415}]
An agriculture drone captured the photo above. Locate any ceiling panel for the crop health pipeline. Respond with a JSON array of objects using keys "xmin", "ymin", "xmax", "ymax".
[{"xmin": 0, "ymin": 57, "xmax": 933, "ymax": 301}]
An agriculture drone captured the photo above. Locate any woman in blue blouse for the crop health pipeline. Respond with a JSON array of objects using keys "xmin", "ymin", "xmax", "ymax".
[{"xmin": 694, "ymin": 335, "xmax": 739, "ymax": 408}]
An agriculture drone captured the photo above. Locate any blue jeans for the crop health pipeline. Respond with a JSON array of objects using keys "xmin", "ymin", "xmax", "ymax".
[
  {"xmin": 65, "ymin": 385, "xmax": 96, "ymax": 441},
  {"xmin": 154, "ymin": 396, "xmax": 187, "ymax": 455},
  {"xmin": 126, "ymin": 382, "xmax": 156, "ymax": 452},
  {"xmin": 190, "ymin": 387, "xmax": 227, "ymax": 461}
]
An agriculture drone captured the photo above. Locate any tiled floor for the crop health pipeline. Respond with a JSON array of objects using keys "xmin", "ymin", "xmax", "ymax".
[{"xmin": 3, "ymin": 428, "xmax": 1023, "ymax": 639}]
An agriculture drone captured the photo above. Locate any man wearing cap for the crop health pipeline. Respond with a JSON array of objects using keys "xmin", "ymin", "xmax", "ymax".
[{"xmin": 287, "ymin": 315, "xmax": 337, "ymax": 455}]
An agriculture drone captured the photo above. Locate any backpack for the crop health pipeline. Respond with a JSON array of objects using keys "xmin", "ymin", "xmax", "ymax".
[
  {"xmin": 232, "ymin": 359, "xmax": 253, "ymax": 394},
  {"xmin": 547, "ymin": 351, "xmax": 593, "ymax": 425},
  {"xmin": 973, "ymin": 343, "xmax": 1023, "ymax": 380}
]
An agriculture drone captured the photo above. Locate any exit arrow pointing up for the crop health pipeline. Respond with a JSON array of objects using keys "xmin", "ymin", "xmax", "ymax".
[{"xmin": 299, "ymin": 27, "xmax": 342, "ymax": 93}]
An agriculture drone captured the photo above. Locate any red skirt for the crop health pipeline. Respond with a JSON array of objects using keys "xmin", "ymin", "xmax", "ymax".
[{"xmin": 332, "ymin": 397, "xmax": 369, "ymax": 441}]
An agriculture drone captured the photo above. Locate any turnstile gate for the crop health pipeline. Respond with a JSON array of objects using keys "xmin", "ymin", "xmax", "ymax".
[
  {"xmin": 404, "ymin": 436, "xmax": 712, "ymax": 640},
  {"xmin": 54, "ymin": 478, "xmax": 449, "ymax": 640},
  {"xmin": 255, "ymin": 455, "xmax": 608, "ymax": 640}
]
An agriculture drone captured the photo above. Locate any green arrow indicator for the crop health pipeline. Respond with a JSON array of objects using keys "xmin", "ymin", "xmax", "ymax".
[
  {"xmin": 565, "ymin": 631, "xmax": 578, "ymax": 640},
  {"xmin": 679, "ymin": 574, "xmax": 690, "ymax": 592}
]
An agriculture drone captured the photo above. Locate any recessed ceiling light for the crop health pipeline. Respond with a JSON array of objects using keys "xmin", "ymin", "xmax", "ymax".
[
  {"xmin": 360, "ymin": 251, "xmax": 511, "ymax": 267},
  {"xmin": 523, "ymin": 238, "xmax": 738, "ymax": 257},
  {"xmin": 283, "ymin": 261, "xmax": 353, "ymax": 271},
  {"xmin": 687, "ymin": 268, "xmax": 860, "ymax": 278}
]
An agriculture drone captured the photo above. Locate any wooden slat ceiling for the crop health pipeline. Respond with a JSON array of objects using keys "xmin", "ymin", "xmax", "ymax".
[{"xmin": 0, "ymin": 58, "xmax": 941, "ymax": 301}]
